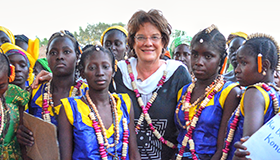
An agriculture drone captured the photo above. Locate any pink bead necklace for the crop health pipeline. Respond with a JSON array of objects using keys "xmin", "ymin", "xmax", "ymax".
[
  {"xmin": 176, "ymin": 76, "xmax": 224, "ymax": 160},
  {"xmin": 86, "ymin": 90, "xmax": 129, "ymax": 160},
  {"xmin": 221, "ymin": 83, "xmax": 280, "ymax": 160},
  {"xmin": 125, "ymin": 59, "xmax": 176, "ymax": 149},
  {"xmin": 42, "ymin": 80, "xmax": 83, "ymax": 122}
]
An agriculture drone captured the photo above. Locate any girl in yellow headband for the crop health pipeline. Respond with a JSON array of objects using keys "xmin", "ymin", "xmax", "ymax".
[
  {"xmin": 100, "ymin": 26, "xmax": 129, "ymax": 61},
  {"xmin": 1, "ymin": 43, "xmax": 36, "ymax": 90}
]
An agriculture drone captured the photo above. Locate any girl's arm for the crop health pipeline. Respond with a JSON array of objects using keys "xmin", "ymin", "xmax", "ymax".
[
  {"xmin": 58, "ymin": 104, "xmax": 73, "ymax": 160},
  {"xmin": 31, "ymin": 70, "xmax": 52, "ymax": 89},
  {"xmin": 242, "ymin": 88, "xmax": 265, "ymax": 136},
  {"xmin": 212, "ymin": 86, "xmax": 241, "ymax": 160},
  {"xmin": 232, "ymin": 88, "xmax": 265, "ymax": 160},
  {"xmin": 128, "ymin": 102, "xmax": 141, "ymax": 160}
]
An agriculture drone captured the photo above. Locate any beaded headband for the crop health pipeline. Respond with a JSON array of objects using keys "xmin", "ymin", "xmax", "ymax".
[{"xmin": 247, "ymin": 33, "xmax": 280, "ymax": 72}]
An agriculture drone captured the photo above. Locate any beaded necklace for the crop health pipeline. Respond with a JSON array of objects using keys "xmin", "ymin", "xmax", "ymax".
[
  {"xmin": 176, "ymin": 76, "xmax": 224, "ymax": 160},
  {"xmin": 42, "ymin": 80, "xmax": 83, "ymax": 122},
  {"xmin": 86, "ymin": 90, "xmax": 128, "ymax": 160},
  {"xmin": 125, "ymin": 59, "xmax": 176, "ymax": 149},
  {"xmin": 221, "ymin": 83, "xmax": 280, "ymax": 160}
]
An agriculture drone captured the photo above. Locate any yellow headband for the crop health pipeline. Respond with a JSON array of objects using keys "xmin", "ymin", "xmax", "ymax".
[
  {"xmin": 226, "ymin": 31, "xmax": 248, "ymax": 45},
  {"xmin": 0, "ymin": 26, "xmax": 15, "ymax": 45},
  {"xmin": 1, "ymin": 43, "xmax": 36, "ymax": 84},
  {"xmin": 100, "ymin": 26, "xmax": 128, "ymax": 46}
]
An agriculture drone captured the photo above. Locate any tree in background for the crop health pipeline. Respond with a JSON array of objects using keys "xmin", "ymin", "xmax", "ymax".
[
  {"xmin": 171, "ymin": 29, "xmax": 187, "ymax": 38},
  {"xmin": 73, "ymin": 22, "xmax": 126, "ymax": 46},
  {"xmin": 37, "ymin": 36, "xmax": 48, "ymax": 47}
]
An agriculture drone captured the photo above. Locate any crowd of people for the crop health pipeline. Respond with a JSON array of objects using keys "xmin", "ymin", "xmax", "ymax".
[{"xmin": 0, "ymin": 8, "xmax": 279, "ymax": 160}]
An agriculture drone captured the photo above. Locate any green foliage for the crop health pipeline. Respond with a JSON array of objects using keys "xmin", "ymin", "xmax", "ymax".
[
  {"xmin": 36, "ymin": 36, "xmax": 48, "ymax": 47},
  {"xmin": 74, "ymin": 22, "xmax": 126, "ymax": 46},
  {"xmin": 171, "ymin": 29, "xmax": 187, "ymax": 38}
]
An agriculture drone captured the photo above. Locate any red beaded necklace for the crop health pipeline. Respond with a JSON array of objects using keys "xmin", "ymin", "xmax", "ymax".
[
  {"xmin": 176, "ymin": 76, "xmax": 224, "ymax": 160},
  {"xmin": 221, "ymin": 83, "xmax": 280, "ymax": 160},
  {"xmin": 42, "ymin": 80, "xmax": 83, "ymax": 122},
  {"xmin": 125, "ymin": 59, "xmax": 176, "ymax": 149},
  {"xmin": 86, "ymin": 90, "xmax": 129, "ymax": 160}
]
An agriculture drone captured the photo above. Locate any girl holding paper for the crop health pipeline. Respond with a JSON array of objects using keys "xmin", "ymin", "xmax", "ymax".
[{"xmin": 221, "ymin": 33, "xmax": 280, "ymax": 160}]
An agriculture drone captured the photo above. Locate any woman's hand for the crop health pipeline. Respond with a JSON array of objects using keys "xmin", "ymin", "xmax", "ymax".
[
  {"xmin": 16, "ymin": 125, "xmax": 34, "ymax": 147},
  {"xmin": 233, "ymin": 136, "xmax": 251, "ymax": 160},
  {"xmin": 31, "ymin": 70, "xmax": 52, "ymax": 89}
]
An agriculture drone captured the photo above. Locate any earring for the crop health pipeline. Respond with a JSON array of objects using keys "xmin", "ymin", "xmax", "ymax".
[
  {"xmin": 258, "ymin": 53, "xmax": 262, "ymax": 73},
  {"xmin": 124, "ymin": 52, "xmax": 128, "ymax": 60},
  {"xmin": 115, "ymin": 59, "xmax": 118, "ymax": 72},
  {"xmin": 262, "ymin": 71, "xmax": 266, "ymax": 76},
  {"xmin": 9, "ymin": 64, "xmax": 15, "ymax": 83},
  {"xmin": 220, "ymin": 56, "xmax": 228, "ymax": 74}
]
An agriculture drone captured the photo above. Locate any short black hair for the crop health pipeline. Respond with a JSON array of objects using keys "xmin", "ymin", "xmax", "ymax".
[
  {"xmin": 79, "ymin": 45, "xmax": 115, "ymax": 73},
  {"xmin": 46, "ymin": 30, "xmax": 82, "ymax": 56},
  {"xmin": 15, "ymin": 34, "xmax": 29, "ymax": 44},
  {"xmin": 244, "ymin": 34, "xmax": 279, "ymax": 71},
  {"xmin": 191, "ymin": 25, "xmax": 227, "ymax": 73}
]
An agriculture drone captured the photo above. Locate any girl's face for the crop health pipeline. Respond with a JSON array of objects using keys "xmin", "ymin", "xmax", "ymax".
[
  {"xmin": 133, "ymin": 22, "xmax": 164, "ymax": 63},
  {"xmin": 0, "ymin": 31, "xmax": 11, "ymax": 47},
  {"xmin": 174, "ymin": 44, "xmax": 191, "ymax": 71},
  {"xmin": 82, "ymin": 51, "xmax": 113, "ymax": 91},
  {"xmin": 33, "ymin": 61, "xmax": 45, "ymax": 76},
  {"xmin": 8, "ymin": 54, "xmax": 29, "ymax": 89},
  {"xmin": 47, "ymin": 37, "xmax": 77, "ymax": 77},
  {"xmin": 103, "ymin": 30, "xmax": 127, "ymax": 61},
  {"xmin": 191, "ymin": 42, "xmax": 221, "ymax": 80},
  {"xmin": 235, "ymin": 45, "xmax": 263, "ymax": 86},
  {"xmin": 0, "ymin": 68, "xmax": 9, "ymax": 98},
  {"xmin": 228, "ymin": 37, "xmax": 245, "ymax": 69}
]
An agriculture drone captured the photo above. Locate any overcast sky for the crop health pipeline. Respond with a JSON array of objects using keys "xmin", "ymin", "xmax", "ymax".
[{"xmin": 2, "ymin": 0, "xmax": 280, "ymax": 43}]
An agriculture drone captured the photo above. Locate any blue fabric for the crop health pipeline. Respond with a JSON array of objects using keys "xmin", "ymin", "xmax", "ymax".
[
  {"xmin": 226, "ymin": 85, "xmax": 279, "ymax": 160},
  {"xmin": 175, "ymin": 81, "xmax": 233, "ymax": 155},
  {"xmin": 29, "ymin": 82, "xmax": 88, "ymax": 126},
  {"xmin": 66, "ymin": 94, "xmax": 130, "ymax": 160}
]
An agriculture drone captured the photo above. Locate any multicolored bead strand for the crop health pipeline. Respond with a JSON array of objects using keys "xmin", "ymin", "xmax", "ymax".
[
  {"xmin": 42, "ymin": 82, "xmax": 51, "ymax": 122},
  {"xmin": 71, "ymin": 80, "xmax": 83, "ymax": 97},
  {"xmin": 221, "ymin": 105, "xmax": 240, "ymax": 160},
  {"xmin": 87, "ymin": 90, "xmax": 132, "ymax": 159},
  {"xmin": 125, "ymin": 59, "xmax": 176, "ymax": 149},
  {"xmin": 176, "ymin": 76, "xmax": 224, "ymax": 160},
  {"xmin": 121, "ymin": 118, "xmax": 129, "ymax": 160},
  {"xmin": 42, "ymin": 80, "xmax": 82, "ymax": 122},
  {"xmin": 221, "ymin": 82, "xmax": 280, "ymax": 160}
]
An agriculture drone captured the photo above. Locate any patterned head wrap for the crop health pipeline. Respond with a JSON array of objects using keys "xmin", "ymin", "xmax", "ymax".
[
  {"xmin": 100, "ymin": 26, "xmax": 128, "ymax": 46},
  {"xmin": 226, "ymin": 31, "xmax": 248, "ymax": 46},
  {"xmin": 1, "ymin": 43, "xmax": 36, "ymax": 84},
  {"xmin": 0, "ymin": 26, "xmax": 15, "ymax": 44},
  {"xmin": 169, "ymin": 35, "xmax": 192, "ymax": 58}
]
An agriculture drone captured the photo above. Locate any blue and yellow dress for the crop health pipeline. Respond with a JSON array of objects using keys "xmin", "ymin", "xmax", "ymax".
[
  {"xmin": 61, "ymin": 93, "xmax": 131, "ymax": 160},
  {"xmin": 175, "ymin": 81, "xmax": 238, "ymax": 159},
  {"xmin": 225, "ymin": 84, "xmax": 279, "ymax": 160},
  {"xmin": 29, "ymin": 82, "xmax": 87, "ymax": 125}
]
